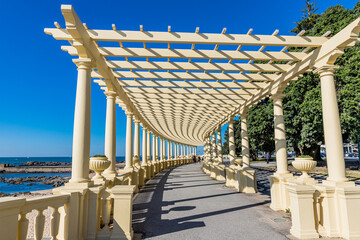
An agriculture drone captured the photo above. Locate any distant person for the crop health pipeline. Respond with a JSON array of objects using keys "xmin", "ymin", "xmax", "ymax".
[{"xmin": 265, "ymin": 152, "xmax": 270, "ymax": 164}]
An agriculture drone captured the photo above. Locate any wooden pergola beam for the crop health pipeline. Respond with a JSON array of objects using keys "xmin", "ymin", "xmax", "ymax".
[
  {"xmin": 106, "ymin": 61, "xmax": 291, "ymax": 73},
  {"xmin": 92, "ymin": 70, "xmax": 278, "ymax": 81},
  {"xmin": 62, "ymin": 46, "xmax": 308, "ymax": 61},
  {"xmin": 47, "ymin": 28, "xmax": 329, "ymax": 46}
]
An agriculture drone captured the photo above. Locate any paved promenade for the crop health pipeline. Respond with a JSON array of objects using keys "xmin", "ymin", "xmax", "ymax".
[{"xmin": 132, "ymin": 163, "xmax": 291, "ymax": 240}]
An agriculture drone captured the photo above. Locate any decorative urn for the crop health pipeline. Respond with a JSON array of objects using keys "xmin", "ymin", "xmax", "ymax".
[
  {"xmin": 292, "ymin": 156, "xmax": 317, "ymax": 181},
  {"xmin": 133, "ymin": 155, "xmax": 140, "ymax": 167},
  {"xmin": 89, "ymin": 156, "xmax": 111, "ymax": 180},
  {"xmin": 235, "ymin": 157, "xmax": 243, "ymax": 166}
]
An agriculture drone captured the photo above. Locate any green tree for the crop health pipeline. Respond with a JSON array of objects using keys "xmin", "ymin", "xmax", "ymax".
[
  {"xmin": 291, "ymin": 0, "xmax": 319, "ymax": 33},
  {"xmin": 223, "ymin": 1, "xmax": 360, "ymax": 161}
]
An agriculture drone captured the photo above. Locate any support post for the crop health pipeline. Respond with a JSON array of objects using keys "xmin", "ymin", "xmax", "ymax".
[
  {"xmin": 268, "ymin": 93, "xmax": 294, "ymax": 211},
  {"xmin": 70, "ymin": 58, "xmax": 93, "ymax": 184},
  {"xmin": 133, "ymin": 120, "xmax": 140, "ymax": 168},
  {"xmin": 104, "ymin": 91, "xmax": 117, "ymax": 177},
  {"xmin": 125, "ymin": 113, "xmax": 133, "ymax": 170},
  {"xmin": 229, "ymin": 118, "xmax": 235, "ymax": 166},
  {"xmin": 316, "ymin": 66, "xmax": 347, "ymax": 183}
]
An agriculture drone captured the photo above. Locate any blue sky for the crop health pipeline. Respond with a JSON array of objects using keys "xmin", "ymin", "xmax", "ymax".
[{"xmin": 0, "ymin": 0, "xmax": 357, "ymax": 157}]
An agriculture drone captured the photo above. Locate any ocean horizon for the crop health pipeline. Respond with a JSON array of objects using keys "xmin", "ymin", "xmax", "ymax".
[
  {"xmin": 0, "ymin": 156, "xmax": 126, "ymax": 166},
  {"xmin": 0, "ymin": 156, "xmax": 125, "ymax": 194}
]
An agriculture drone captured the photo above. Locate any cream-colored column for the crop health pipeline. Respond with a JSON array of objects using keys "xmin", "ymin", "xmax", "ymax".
[
  {"xmin": 152, "ymin": 134, "xmax": 156, "ymax": 162},
  {"xmin": 316, "ymin": 66, "xmax": 347, "ymax": 183},
  {"xmin": 217, "ymin": 127, "xmax": 223, "ymax": 164},
  {"xmin": 229, "ymin": 119, "xmax": 235, "ymax": 166},
  {"xmin": 241, "ymin": 113, "xmax": 250, "ymax": 168},
  {"xmin": 103, "ymin": 91, "xmax": 117, "ymax": 175},
  {"xmin": 125, "ymin": 112, "xmax": 133, "ymax": 169},
  {"xmin": 155, "ymin": 136, "xmax": 159, "ymax": 160},
  {"xmin": 147, "ymin": 131, "xmax": 151, "ymax": 162},
  {"xmin": 142, "ymin": 128, "xmax": 147, "ymax": 164},
  {"xmin": 70, "ymin": 58, "xmax": 93, "ymax": 183},
  {"xmin": 133, "ymin": 119, "xmax": 140, "ymax": 166},
  {"xmin": 167, "ymin": 140, "xmax": 170, "ymax": 159},
  {"xmin": 212, "ymin": 132, "xmax": 217, "ymax": 162},
  {"xmin": 272, "ymin": 94, "xmax": 289, "ymax": 175},
  {"xmin": 160, "ymin": 138, "xmax": 163, "ymax": 160},
  {"xmin": 175, "ymin": 143, "xmax": 177, "ymax": 157},
  {"xmin": 169, "ymin": 141, "xmax": 172, "ymax": 159},
  {"xmin": 208, "ymin": 137, "xmax": 211, "ymax": 161}
]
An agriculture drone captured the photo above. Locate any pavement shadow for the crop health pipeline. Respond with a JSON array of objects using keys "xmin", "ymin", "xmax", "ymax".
[{"xmin": 132, "ymin": 166, "xmax": 269, "ymax": 239}]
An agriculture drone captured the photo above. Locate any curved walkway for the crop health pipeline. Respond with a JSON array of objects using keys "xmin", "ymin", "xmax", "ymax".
[{"xmin": 132, "ymin": 163, "xmax": 291, "ymax": 240}]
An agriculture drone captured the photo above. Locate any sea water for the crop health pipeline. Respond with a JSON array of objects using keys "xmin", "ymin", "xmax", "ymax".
[{"xmin": 0, "ymin": 156, "xmax": 125, "ymax": 193}]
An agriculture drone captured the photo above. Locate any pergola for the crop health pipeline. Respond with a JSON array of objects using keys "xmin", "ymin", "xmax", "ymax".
[
  {"xmin": 45, "ymin": 5, "xmax": 359, "ymax": 146},
  {"xmin": 40, "ymin": 5, "xmax": 360, "ymax": 240}
]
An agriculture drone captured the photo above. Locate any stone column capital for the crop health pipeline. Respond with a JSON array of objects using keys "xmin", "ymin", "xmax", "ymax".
[
  {"xmin": 125, "ymin": 111, "xmax": 133, "ymax": 117},
  {"xmin": 105, "ymin": 91, "xmax": 117, "ymax": 98},
  {"xmin": 271, "ymin": 93, "xmax": 286, "ymax": 100},
  {"xmin": 134, "ymin": 119, "xmax": 141, "ymax": 124},
  {"xmin": 73, "ymin": 58, "xmax": 94, "ymax": 69},
  {"xmin": 313, "ymin": 65, "xmax": 339, "ymax": 77}
]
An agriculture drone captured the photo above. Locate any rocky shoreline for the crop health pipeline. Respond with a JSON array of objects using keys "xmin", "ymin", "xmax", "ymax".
[{"xmin": 0, "ymin": 161, "xmax": 126, "ymax": 197}]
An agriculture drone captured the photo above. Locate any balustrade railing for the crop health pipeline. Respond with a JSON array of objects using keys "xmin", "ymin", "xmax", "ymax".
[{"xmin": 0, "ymin": 156, "xmax": 193, "ymax": 240}]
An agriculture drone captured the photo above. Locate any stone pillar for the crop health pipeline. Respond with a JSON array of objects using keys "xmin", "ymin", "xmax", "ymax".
[
  {"xmin": 142, "ymin": 128, "xmax": 147, "ymax": 165},
  {"xmin": 269, "ymin": 93, "xmax": 294, "ymax": 210},
  {"xmin": 241, "ymin": 113, "xmax": 250, "ymax": 168},
  {"xmin": 152, "ymin": 134, "xmax": 156, "ymax": 162},
  {"xmin": 229, "ymin": 119, "xmax": 235, "ymax": 166},
  {"xmin": 208, "ymin": 136, "xmax": 212, "ymax": 162},
  {"xmin": 212, "ymin": 132, "xmax": 217, "ymax": 162},
  {"xmin": 272, "ymin": 94, "xmax": 289, "ymax": 175},
  {"xmin": 160, "ymin": 138, "xmax": 163, "ymax": 160},
  {"xmin": 167, "ymin": 140, "xmax": 170, "ymax": 159},
  {"xmin": 155, "ymin": 136, "xmax": 159, "ymax": 160},
  {"xmin": 133, "ymin": 119, "xmax": 140, "ymax": 167},
  {"xmin": 147, "ymin": 131, "xmax": 151, "ymax": 163},
  {"xmin": 125, "ymin": 112, "xmax": 133, "ymax": 170},
  {"xmin": 70, "ymin": 58, "xmax": 93, "ymax": 184},
  {"xmin": 217, "ymin": 127, "xmax": 223, "ymax": 164},
  {"xmin": 316, "ymin": 66, "xmax": 347, "ymax": 183},
  {"xmin": 104, "ymin": 91, "xmax": 117, "ymax": 176}
]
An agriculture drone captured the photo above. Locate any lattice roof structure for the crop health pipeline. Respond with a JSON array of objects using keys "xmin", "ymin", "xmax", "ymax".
[{"xmin": 45, "ymin": 5, "xmax": 360, "ymax": 146}]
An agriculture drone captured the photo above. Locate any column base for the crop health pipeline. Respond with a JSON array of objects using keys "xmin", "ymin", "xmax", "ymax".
[
  {"xmin": 287, "ymin": 183, "xmax": 319, "ymax": 240},
  {"xmin": 234, "ymin": 167, "xmax": 257, "ymax": 193},
  {"xmin": 268, "ymin": 172, "xmax": 294, "ymax": 211},
  {"xmin": 314, "ymin": 181, "xmax": 360, "ymax": 239}
]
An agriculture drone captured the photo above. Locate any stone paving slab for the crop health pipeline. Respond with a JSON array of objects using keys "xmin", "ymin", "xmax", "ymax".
[{"xmin": 132, "ymin": 163, "xmax": 291, "ymax": 240}]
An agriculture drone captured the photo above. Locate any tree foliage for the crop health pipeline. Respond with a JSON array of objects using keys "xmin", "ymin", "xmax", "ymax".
[
  {"xmin": 222, "ymin": 1, "xmax": 360, "ymax": 160},
  {"xmin": 291, "ymin": 0, "xmax": 319, "ymax": 33}
]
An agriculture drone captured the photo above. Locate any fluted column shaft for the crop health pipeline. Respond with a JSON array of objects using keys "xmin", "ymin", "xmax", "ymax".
[
  {"xmin": 217, "ymin": 128, "xmax": 223, "ymax": 163},
  {"xmin": 272, "ymin": 94, "xmax": 289, "ymax": 175},
  {"xmin": 147, "ymin": 131, "xmax": 151, "ymax": 162},
  {"xmin": 142, "ymin": 128, "xmax": 147, "ymax": 165},
  {"xmin": 229, "ymin": 119, "xmax": 235, "ymax": 165},
  {"xmin": 167, "ymin": 140, "xmax": 170, "ymax": 159},
  {"xmin": 134, "ymin": 120, "xmax": 140, "ymax": 160},
  {"xmin": 212, "ymin": 133, "xmax": 217, "ymax": 162},
  {"xmin": 104, "ymin": 91, "xmax": 117, "ymax": 175},
  {"xmin": 152, "ymin": 134, "xmax": 156, "ymax": 162},
  {"xmin": 241, "ymin": 113, "xmax": 250, "ymax": 167},
  {"xmin": 70, "ymin": 59, "xmax": 92, "ymax": 183},
  {"xmin": 125, "ymin": 113, "xmax": 133, "ymax": 169},
  {"xmin": 317, "ymin": 66, "xmax": 347, "ymax": 183},
  {"xmin": 160, "ymin": 138, "xmax": 163, "ymax": 160}
]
